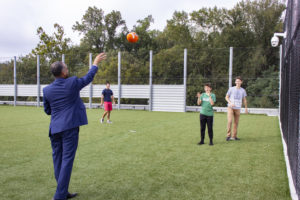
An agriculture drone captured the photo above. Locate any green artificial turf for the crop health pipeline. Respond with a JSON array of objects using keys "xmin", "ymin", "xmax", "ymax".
[{"xmin": 0, "ymin": 105, "xmax": 290, "ymax": 200}]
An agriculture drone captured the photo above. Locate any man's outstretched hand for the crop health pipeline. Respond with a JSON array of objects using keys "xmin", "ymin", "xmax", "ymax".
[{"xmin": 93, "ymin": 53, "xmax": 107, "ymax": 66}]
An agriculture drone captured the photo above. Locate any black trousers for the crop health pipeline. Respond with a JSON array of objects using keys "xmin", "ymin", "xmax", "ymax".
[{"xmin": 200, "ymin": 114, "xmax": 213, "ymax": 142}]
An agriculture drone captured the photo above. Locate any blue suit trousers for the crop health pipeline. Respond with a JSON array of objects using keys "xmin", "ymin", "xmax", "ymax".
[{"xmin": 50, "ymin": 127, "xmax": 79, "ymax": 200}]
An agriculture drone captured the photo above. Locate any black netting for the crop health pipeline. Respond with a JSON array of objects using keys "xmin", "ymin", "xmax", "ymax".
[{"xmin": 280, "ymin": 0, "xmax": 300, "ymax": 197}]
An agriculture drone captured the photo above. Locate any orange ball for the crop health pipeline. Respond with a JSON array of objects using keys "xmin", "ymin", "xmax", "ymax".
[{"xmin": 127, "ymin": 32, "xmax": 139, "ymax": 43}]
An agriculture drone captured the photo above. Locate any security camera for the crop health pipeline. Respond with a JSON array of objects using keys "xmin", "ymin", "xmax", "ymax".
[
  {"xmin": 271, "ymin": 32, "xmax": 286, "ymax": 47},
  {"xmin": 271, "ymin": 36, "xmax": 279, "ymax": 47}
]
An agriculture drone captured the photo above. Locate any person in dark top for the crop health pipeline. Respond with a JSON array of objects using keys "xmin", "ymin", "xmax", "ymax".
[{"xmin": 100, "ymin": 81, "xmax": 115, "ymax": 123}]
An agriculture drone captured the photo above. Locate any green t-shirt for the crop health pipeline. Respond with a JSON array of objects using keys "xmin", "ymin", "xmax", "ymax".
[{"xmin": 200, "ymin": 93, "xmax": 216, "ymax": 116}]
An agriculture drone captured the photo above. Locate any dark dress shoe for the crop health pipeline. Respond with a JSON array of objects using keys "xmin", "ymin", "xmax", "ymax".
[{"xmin": 67, "ymin": 193, "xmax": 78, "ymax": 199}]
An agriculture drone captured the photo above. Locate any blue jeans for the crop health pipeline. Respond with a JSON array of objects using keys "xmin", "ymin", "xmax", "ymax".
[{"xmin": 50, "ymin": 127, "xmax": 79, "ymax": 200}]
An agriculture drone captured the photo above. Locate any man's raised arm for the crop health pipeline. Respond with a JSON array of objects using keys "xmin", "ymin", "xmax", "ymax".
[{"xmin": 76, "ymin": 53, "xmax": 107, "ymax": 90}]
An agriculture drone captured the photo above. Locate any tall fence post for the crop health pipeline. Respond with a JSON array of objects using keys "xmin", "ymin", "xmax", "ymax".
[
  {"xmin": 118, "ymin": 51, "xmax": 121, "ymax": 110},
  {"xmin": 13, "ymin": 56, "xmax": 17, "ymax": 107},
  {"xmin": 149, "ymin": 50, "xmax": 153, "ymax": 111},
  {"xmin": 62, "ymin": 54, "xmax": 65, "ymax": 63},
  {"xmin": 229, "ymin": 47, "xmax": 233, "ymax": 88},
  {"xmin": 279, "ymin": 45, "xmax": 282, "ymax": 116},
  {"xmin": 183, "ymin": 48, "xmax": 187, "ymax": 112},
  {"xmin": 37, "ymin": 55, "xmax": 40, "ymax": 107},
  {"xmin": 89, "ymin": 53, "xmax": 92, "ymax": 109}
]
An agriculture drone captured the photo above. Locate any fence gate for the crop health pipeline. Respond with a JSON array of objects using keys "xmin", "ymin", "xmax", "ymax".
[{"xmin": 152, "ymin": 85, "xmax": 185, "ymax": 112}]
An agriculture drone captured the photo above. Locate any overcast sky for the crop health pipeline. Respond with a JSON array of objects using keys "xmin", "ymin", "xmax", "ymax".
[{"xmin": 0, "ymin": 0, "xmax": 241, "ymax": 58}]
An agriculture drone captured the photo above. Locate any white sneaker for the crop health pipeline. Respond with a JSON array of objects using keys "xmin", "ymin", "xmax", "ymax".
[
  {"xmin": 107, "ymin": 120, "xmax": 113, "ymax": 124},
  {"xmin": 100, "ymin": 118, "xmax": 104, "ymax": 123}
]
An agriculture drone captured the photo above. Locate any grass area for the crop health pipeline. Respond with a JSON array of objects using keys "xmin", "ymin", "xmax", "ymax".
[{"xmin": 0, "ymin": 105, "xmax": 290, "ymax": 200}]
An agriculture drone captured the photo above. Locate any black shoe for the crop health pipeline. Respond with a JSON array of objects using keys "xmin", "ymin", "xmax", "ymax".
[
  {"xmin": 226, "ymin": 137, "xmax": 231, "ymax": 141},
  {"xmin": 67, "ymin": 193, "xmax": 78, "ymax": 199},
  {"xmin": 197, "ymin": 141, "xmax": 204, "ymax": 145},
  {"xmin": 234, "ymin": 137, "xmax": 240, "ymax": 141},
  {"xmin": 209, "ymin": 141, "xmax": 214, "ymax": 146}
]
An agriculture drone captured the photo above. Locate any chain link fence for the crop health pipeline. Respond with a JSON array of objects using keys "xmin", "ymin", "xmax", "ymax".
[
  {"xmin": 0, "ymin": 46, "xmax": 280, "ymax": 109},
  {"xmin": 280, "ymin": 0, "xmax": 300, "ymax": 197}
]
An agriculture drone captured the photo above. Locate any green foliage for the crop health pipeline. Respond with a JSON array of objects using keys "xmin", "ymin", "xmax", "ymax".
[
  {"xmin": 0, "ymin": 60, "xmax": 14, "ymax": 84},
  {"xmin": 164, "ymin": 11, "xmax": 193, "ymax": 47},
  {"xmin": 72, "ymin": 6, "xmax": 127, "ymax": 52},
  {"xmin": 32, "ymin": 23, "xmax": 71, "ymax": 60},
  {"xmin": 93, "ymin": 50, "xmax": 119, "ymax": 84},
  {"xmin": 247, "ymin": 66, "xmax": 279, "ymax": 108},
  {"xmin": 0, "ymin": 0, "xmax": 286, "ymax": 108},
  {"xmin": 152, "ymin": 46, "xmax": 183, "ymax": 84}
]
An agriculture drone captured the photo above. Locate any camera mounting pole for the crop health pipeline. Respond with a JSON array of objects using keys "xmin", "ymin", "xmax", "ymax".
[{"xmin": 274, "ymin": 32, "xmax": 286, "ymax": 38}]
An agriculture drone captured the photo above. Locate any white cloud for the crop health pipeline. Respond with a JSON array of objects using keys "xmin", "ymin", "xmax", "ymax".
[{"xmin": 0, "ymin": 0, "xmax": 240, "ymax": 57}]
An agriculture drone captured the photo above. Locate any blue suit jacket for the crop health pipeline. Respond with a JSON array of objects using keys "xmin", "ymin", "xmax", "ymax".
[{"xmin": 43, "ymin": 65, "xmax": 98, "ymax": 135}]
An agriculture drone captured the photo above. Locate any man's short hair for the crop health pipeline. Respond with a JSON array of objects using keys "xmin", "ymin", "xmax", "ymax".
[
  {"xmin": 106, "ymin": 81, "xmax": 110, "ymax": 85},
  {"xmin": 51, "ymin": 61, "xmax": 65, "ymax": 77},
  {"xmin": 235, "ymin": 76, "xmax": 243, "ymax": 81},
  {"xmin": 204, "ymin": 83, "xmax": 212, "ymax": 88}
]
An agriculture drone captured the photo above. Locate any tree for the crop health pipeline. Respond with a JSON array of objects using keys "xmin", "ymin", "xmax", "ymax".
[
  {"xmin": 246, "ymin": 66, "xmax": 279, "ymax": 107},
  {"xmin": 73, "ymin": 6, "xmax": 106, "ymax": 52},
  {"xmin": 190, "ymin": 7, "xmax": 227, "ymax": 34},
  {"xmin": 105, "ymin": 10, "xmax": 126, "ymax": 50},
  {"xmin": 8, "ymin": 0, "xmax": 285, "ymax": 108},
  {"xmin": 72, "ymin": 6, "xmax": 127, "ymax": 52},
  {"xmin": 32, "ymin": 23, "xmax": 71, "ymax": 60},
  {"xmin": 163, "ymin": 11, "xmax": 194, "ymax": 48}
]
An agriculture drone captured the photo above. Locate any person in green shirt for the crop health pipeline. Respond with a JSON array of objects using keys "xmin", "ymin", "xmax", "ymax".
[{"xmin": 196, "ymin": 83, "xmax": 216, "ymax": 146}]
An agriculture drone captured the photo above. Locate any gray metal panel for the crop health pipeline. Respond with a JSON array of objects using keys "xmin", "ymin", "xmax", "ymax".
[
  {"xmin": 118, "ymin": 51, "xmax": 121, "ymax": 110},
  {"xmin": 0, "ymin": 85, "xmax": 15, "ymax": 96},
  {"xmin": 229, "ymin": 47, "xmax": 233, "ymax": 88},
  {"xmin": 0, "ymin": 84, "xmax": 48, "ymax": 97},
  {"xmin": 149, "ymin": 50, "xmax": 153, "ymax": 111},
  {"xmin": 89, "ymin": 53, "xmax": 93, "ymax": 109},
  {"xmin": 0, "ymin": 84, "xmax": 185, "ymax": 113},
  {"xmin": 0, "ymin": 84, "xmax": 149, "ymax": 99},
  {"xmin": 80, "ymin": 86, "xmax": 90, "ymax": 97},
  {"xmin": 90, "ymin": 85, "xmax": 119, "ymax": 98},
  {"xmin": 41, "ymin": 84, "xmax": 48, "ymax": 96},
  {"xmin": 14, "ymin": 56, "xmax": 17, "ymax": 106},
  {"xmin": 121, "ymin": 85, "xmax": 149, "ymax": 98},
  {"xmin": 152, "ymin": 85, "xmax": 185, "ymax": 112},
  {"xmin": 17, "ymin": 85, "xmax": 37, "ymax": 96},
  {"xmin": 152, "ymin": 106, "xmax": 185, "ymax": 112},
  {"xmin": 183, "ymin": 49, "xmax": 187, "ymax": 112},
  {"xmin": 86, "ymin": 84, "xmax": 148, "ymax": 98},
  {"xmin": 37, "ymin": 55, "xmax": 40, "ymax": 107}
]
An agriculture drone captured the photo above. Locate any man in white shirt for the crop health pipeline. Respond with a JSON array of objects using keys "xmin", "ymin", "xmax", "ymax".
[{"xmin": 225, "ymin": 76, "xmax": 248, "ymax": 141}]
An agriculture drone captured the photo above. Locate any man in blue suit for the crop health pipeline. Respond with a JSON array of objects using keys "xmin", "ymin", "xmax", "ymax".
[{"xmin": 43, "ymin": 53, "xmax": 106, "ymax": 200}]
